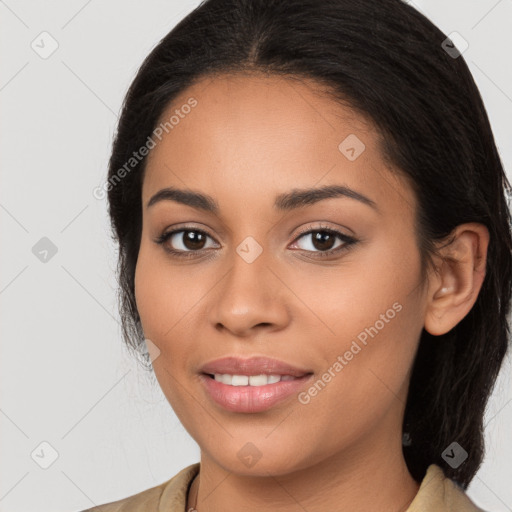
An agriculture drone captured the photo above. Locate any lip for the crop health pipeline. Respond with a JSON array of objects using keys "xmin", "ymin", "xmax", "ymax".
[
  {"xmin": 199, "ymin": 356, "xmax": 314, "ymax": 413},
  {"xmin": 200, "ymin": 356, "xmax": 312, "ymax": 377}
]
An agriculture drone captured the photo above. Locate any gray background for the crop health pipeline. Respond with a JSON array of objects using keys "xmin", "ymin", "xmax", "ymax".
[{"xmin": 1, "ymin": 1, "xmax": 511, "ymax": 511}]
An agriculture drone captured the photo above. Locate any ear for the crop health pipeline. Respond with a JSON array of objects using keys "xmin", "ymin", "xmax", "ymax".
[{"xmin": 424, "ymin": 223, "xmax": 489, "ymax": 336}]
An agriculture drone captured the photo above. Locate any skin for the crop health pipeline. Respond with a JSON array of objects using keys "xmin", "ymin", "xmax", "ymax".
[{"xmin": 134, "ymin": 72, "xmax": 489, "ymax": 512}]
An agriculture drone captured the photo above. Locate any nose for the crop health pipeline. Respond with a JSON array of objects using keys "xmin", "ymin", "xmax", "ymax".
[{"xmin": 209, "ymin": 247, "xmax": 291, "ymax": 338}]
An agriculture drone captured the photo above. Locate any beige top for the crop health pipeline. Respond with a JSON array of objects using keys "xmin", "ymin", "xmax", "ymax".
[{"xmin": 81, "ymin": 463, "xmax": 485, "ymax": 512}]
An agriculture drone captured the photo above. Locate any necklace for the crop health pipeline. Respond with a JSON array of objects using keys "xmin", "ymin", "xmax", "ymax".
[{"xmin": 187, "ymin": 473, "xmax": 199, "ymax": 512}]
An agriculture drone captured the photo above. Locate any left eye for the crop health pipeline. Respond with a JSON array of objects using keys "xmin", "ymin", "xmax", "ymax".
[{"xmin": 291, "ymin": 228, "xmax": 355, "ymax": 254}]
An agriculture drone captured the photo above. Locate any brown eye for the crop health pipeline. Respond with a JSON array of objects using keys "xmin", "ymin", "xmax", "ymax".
[
  {"xmin": 309, "ymin": 231, "xmax": 337, "ymax": 251},
  {"xmin": 178, "ymin": 230, "xmax": 208, "ymax": 250},
  {"xmin": 292, "ymin": 228, "xmax": 355, "ymax": 256},
  {"xmin": 155, "ymin": 228, "xmax": 218, "ymax": 257}
]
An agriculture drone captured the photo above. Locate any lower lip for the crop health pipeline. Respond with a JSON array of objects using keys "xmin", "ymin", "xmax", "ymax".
[{"xmin": 199, "ymin": 374, "xmax": 313, "ymax": 413}]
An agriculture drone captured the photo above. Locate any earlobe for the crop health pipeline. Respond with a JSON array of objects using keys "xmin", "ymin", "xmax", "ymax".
[{"xmin": 424, "ymin": 223, "xmax": 489, "ymax": 336}]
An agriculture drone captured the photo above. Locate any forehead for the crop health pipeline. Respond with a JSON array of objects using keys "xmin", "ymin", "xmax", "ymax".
[{"xmin": 142, "ymin": 72, "xmax": 414, "ymax": 217}]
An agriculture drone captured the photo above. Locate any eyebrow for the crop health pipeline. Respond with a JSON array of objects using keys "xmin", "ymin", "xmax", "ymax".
[{"xmin": 146, "ymin": 184, "xmax": 378, "ymax": 213}]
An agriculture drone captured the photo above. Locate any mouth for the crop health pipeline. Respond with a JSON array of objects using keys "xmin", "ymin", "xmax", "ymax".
[
  {"xmin": 198, "ymin": 356, "xmax": 314, "ymax": 413},
  {"xmin": 203, "ymin": 373, "xmax": 309, "ymax": 386},
  {"xmin": 200, "ymin": 355, "xmax": 312, "ymax": 379}
]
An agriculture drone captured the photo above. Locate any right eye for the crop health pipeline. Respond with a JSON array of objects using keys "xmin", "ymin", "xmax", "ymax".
[{"xmin": 154, "ymin": 228, "xmax": 219, "ymax": 258}]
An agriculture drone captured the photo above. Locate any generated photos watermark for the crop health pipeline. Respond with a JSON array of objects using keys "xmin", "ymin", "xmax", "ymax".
[
  {"xmin": 92, "ymin": 97, "xmax": 198, "ymax": 200},
  {"xmin": 297, "ymin": 301, "xmax": 403, "ymax": 404}
]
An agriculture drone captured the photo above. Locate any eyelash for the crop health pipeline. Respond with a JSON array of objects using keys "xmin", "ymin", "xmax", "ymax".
[{"xmin": 154, "ymin": 223, "xmax": 358, "ymax": 260}]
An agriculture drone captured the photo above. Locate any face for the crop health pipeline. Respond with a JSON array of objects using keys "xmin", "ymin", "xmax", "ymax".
[{"xmin": 135, "ymin": 72, "xmax": 429, "ymax": 476}]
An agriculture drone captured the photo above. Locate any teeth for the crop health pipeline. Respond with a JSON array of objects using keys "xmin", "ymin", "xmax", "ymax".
[
  {"xmin": 213, "ymin": 374, "xmax": 296, "ymax": 386},
  {"xmin": 249, "ymin": 375, "xmax": 267, "ymax": 386},
  {"xmin": 232, "ymin": 375, "xmax": 248, "ymax": 386}
]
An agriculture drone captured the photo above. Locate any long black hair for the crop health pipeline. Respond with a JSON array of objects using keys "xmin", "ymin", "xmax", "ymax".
[{"xmin": 104, "ymin": 0, "xmax": 512, "ymax": 488}]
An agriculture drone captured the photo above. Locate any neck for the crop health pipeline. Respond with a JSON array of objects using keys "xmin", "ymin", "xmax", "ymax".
[{"xmin": 188, "ymin": 440, "xmax": 419, "ymax": 512}]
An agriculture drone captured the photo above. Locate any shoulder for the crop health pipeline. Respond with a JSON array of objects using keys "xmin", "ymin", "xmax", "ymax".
[
  {"xmin": 78, "ymin": 463, "xmax": 200, "ymax": 512},
  {"xmin": 407, "ymin": 464, "xmax": 487, "ymax": 512}
]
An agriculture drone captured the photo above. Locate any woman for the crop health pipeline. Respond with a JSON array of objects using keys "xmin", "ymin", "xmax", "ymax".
[{"xmin": 84, "ymin": 0, "xmax": 512, "ymax": 510}]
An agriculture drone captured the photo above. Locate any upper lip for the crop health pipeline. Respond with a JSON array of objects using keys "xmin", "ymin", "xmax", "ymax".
[{"xmin": 200, "ymin": 356, "xmax": 312, "ymax": 377}]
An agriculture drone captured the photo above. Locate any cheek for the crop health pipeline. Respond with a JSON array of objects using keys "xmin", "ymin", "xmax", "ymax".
[
  {"xmin": 134, "ymin": 242, "xmax": 181, "ymax": 341},
  {"xmin": 297, "ymin": 232, "xmax": 423, "ymax": 343},
  {"xmin": 134, "ymin": 244, "xmax": 196, "ymax": 412},
  {"xmin": 303, "ymin": 235, "xmax": 424, "ymax": 402},
  {"xmin": 297, "ymin": 300, "xmax": 422, "ymax": 454},
  {"xmin": 134, "ymin": 240, "xmax": 209, "ymax": 365}
]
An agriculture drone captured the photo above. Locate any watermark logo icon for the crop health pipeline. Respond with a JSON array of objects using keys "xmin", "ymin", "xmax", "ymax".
[
  {"xmin": 31, "ymin": 31, "xmax": 59, "ymax": 59},
  {"xmin": 144, "ymin": 338, "xmax": 161, "ymax": 363},
  {"xmin": 442, "ymin": 441, "xmax": 468, "ymax": 468},
  {"xmin": 441, "ymin": 32, "xmax": 469, "ymax": 59},
  {"xmin": 32, "ymin": 237, "xmax": 58, "ymax": 263},
  {"xmin": 237, "ymin": 442, "xmax": 262, "ymax": 468},
  {"xmin": 31, "ymin": 441, "xmax": 59, "ymax": 469},
  {"xmin": 136, "ymin": 338, "xmax": 161, "ymax": 363},
  {"xmin": 236, "ymin": 236, "xmax": 263, "ymax": 264},
  {"xmin": 338, "ymin": 134, "xmax": 366, "ymax": 161}
]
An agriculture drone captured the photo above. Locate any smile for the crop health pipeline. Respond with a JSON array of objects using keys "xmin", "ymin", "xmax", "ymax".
[{"xmin": 210, "ymin": 374, "xmax": 299, "ymax": 386}]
